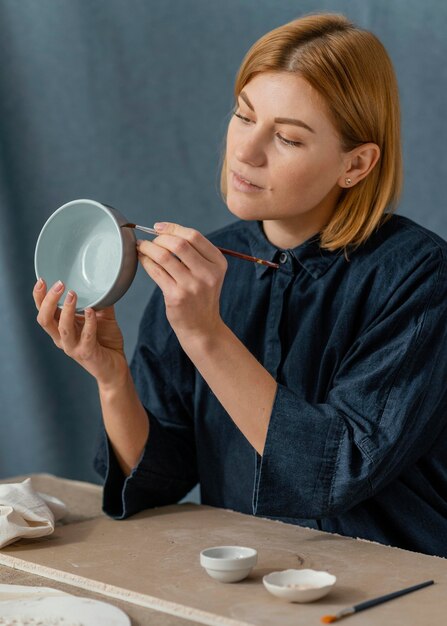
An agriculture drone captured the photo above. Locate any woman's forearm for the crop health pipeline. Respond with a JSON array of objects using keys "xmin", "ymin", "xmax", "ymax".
[
  {"xmin": 179, "ymin": 321, "xmax": 277, "ymax": 455},
  {"xmin": 97, "ymin": 368, "xmax": 150, "ymax": 477}
]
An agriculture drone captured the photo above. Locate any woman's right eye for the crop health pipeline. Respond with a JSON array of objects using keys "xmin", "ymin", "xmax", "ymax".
[{"xmin": 233, "ymin": 112, "xmax": 252, "ymax": 123}]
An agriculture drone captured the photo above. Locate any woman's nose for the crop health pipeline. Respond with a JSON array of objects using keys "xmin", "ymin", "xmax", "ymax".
[{"xmin": 234, "ymin": 135, "xmax": 266, "ymax": 167}]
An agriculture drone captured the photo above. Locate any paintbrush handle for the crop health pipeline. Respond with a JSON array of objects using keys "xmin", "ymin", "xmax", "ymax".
[
  {"xmin": 321, "ymin": 579, "xmax": 435, "ymax": 623},
  {"xmin": 124, "ymin": 223, "xmax": 280, "ymax": 269},
  {"xmin": 216, "ymin": 247, "xmax": 280, "ymax": 269},
  {"xmin": 354, "ymin": 580, "xmax": 434, "ymax": 613}
]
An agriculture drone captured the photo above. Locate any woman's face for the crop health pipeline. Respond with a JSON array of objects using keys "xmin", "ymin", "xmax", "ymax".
[{"xmin": 225, "ymin": 71, "xmax": 349, "ymax": 247}]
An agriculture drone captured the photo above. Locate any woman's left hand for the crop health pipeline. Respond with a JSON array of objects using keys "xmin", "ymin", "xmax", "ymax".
[{"xmin": 137, "ymin": 222, "xmax": 228, "ymax": 345}]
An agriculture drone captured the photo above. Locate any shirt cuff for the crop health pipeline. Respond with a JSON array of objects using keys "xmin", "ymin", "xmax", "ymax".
[
  {"xmin": 95, "ymin": 414, "xmax": 198, "ymax": 519},
  {"xmin": 252, "ymin": 383, "xmax": 344, "ymax": 520}
]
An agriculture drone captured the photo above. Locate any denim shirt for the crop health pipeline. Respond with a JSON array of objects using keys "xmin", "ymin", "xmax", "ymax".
[{"xmin": 94, "ymin": 214, "xmax": 447, "ymax": 557}]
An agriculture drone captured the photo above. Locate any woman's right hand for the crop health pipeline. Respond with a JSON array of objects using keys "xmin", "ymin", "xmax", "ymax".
[{"xmin": 33, "ymin": 278, "xmax": 129, "ymax": 388}]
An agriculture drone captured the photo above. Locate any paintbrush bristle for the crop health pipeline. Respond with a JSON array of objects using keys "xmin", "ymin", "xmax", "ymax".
[
  {"xmin": 321, "ymin": 617, "xmax": 337, "ymax": 624},
  {"xmin": 121, "ymin": 223, "xmax": 136, "ymax": 228}
]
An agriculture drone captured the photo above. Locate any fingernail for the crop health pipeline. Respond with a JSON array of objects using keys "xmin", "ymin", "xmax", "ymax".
[
  {"xmin": 53, "ymin": 280, "xmax": 64, "ymax": 293},
  {"xmin": 65, "ymin": 290, "xmax": 74, "ymax": 304},
  {"xmin": 136, "ymin": 239, "xmax": 142, "ymax": 247},
  {"xmin": 85, "ymin": 308, "xmax": 93, "ymax": 317},
  {"xmin": 35, "ymin": 278, "xmax": 44, "ymax": 290},
  {"xmin": 154, "ymin": 222, "xmax": 166, "ymax": 231}
]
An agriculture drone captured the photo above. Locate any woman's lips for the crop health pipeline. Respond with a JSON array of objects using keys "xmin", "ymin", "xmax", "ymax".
[{"xmin": 231, "ymin": 171, "xmax": 264, "ymax": 193}]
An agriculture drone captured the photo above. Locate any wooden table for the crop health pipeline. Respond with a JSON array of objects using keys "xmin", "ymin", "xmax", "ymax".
[{"xmin": 0, "ymin": 474, "xmax": 446, "ymax": 625}]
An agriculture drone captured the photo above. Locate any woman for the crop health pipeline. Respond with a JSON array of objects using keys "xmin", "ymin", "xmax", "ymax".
[{"xmin": 33, "ymin": 13, "xmax": 447, "ymax": 557}]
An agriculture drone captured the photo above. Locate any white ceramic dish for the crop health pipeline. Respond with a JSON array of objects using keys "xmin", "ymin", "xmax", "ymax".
[
  {"xmin": 263, "ymin": 568, "xmax": 336, "ymax": 602},
  {"xmin": 0, "ymin": 595, "xmax": 130, "ymax": 625},
  {"xmin": 200, "ymin": 545, "xmax": 258, "ymax": 583}
]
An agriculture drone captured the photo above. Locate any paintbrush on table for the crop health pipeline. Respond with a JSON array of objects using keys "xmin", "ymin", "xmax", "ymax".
[
  {"xmin": 321, "ymin": 579, "xmax": 435, "ymax": 623},
  {"xmin": 121, "ymin": 223, "xmax": 280, "ymax": 269}
]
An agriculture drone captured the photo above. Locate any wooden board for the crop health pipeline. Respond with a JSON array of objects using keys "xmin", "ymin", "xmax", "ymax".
[{"xmin": 0, "ymin": 503, "xmax": 446, "ymax": 625}]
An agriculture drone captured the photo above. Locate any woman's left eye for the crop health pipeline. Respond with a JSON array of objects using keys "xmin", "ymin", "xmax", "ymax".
[{"xmin": 276, "ymin": 134, "xmax": 302, "ymax": 147}]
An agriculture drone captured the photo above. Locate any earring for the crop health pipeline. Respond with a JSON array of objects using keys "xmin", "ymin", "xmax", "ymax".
[{"xmin": 345, "ymin": 177, "xmax": 352, "ymax": 186}]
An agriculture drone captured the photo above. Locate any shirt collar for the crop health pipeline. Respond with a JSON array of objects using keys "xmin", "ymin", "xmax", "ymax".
[{"xmin": 245, "ymin": 220, "xmax": 342, "ymax": 279}]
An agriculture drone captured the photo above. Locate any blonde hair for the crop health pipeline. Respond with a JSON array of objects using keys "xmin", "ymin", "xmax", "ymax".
[{"xmin": 220, "ymin": 13, "xmax": 403, "ymax": 252}]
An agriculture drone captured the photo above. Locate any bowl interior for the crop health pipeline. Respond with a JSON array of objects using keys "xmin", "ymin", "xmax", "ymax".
[
  {"xmin": 264, "ymin": 569, "xmax": 336, "ymax": 589},
  {"xmin": 201, "ymin": 546, "xmax": 256, "ymax": 562},
  {"xmin": 35, "ymin": 200, "xmax": 123, "ymax": 309},
  {"xmin": 200, "ymin": 546, "xmax": 257, "ymax": 573}
]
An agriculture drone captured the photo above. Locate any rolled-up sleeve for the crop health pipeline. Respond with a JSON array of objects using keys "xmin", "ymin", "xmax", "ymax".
[
  {"xmin": 253, "ymin": 249, "xmax": 447, "ymax": 519},
  {"xmin": 94, "ymin": 287, "xmax": 199, "ymax": 519}
]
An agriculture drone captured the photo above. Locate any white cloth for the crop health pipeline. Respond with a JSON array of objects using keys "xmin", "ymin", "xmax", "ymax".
[{"xmin": 0, "ymin": 478, "xmax": 67, "ymax": 548}]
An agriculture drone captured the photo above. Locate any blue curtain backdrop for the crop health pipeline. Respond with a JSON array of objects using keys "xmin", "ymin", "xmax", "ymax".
[{"xmin": 1, "ymin": 1, "xmax": 446, "ymax": 486}]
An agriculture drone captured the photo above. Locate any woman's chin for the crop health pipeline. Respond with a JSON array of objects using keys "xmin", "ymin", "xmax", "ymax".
[{"xmin": 225, "ymin": 199, "xmax": 266, "ymax": 221}]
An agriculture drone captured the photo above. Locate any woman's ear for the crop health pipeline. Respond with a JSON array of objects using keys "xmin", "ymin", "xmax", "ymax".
[{"xmin": 339, "ymin": 143, "xmax": 381, "ymax": 188}]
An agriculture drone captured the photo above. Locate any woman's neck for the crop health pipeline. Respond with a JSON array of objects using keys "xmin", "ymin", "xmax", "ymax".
[{"xmin": 262, "ymin": 219, "xmax": 321, "ymax": 249}]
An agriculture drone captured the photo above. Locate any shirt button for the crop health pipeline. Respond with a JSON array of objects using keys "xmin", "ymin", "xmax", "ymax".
[{"xmin": 279, "ymin": 252, "xmax": 288, "ymax": 264}]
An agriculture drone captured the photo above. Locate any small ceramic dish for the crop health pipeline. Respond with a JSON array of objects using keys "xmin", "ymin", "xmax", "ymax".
[
  {"xmin": 200, "ymin": 546, "xmax": 258, "ymax": 583},
  {"xmin": 34, "ymin": 198, "xmax": 138, "ymax": 311},
  {"xmin": 263, "ymin": 569, "xmax": 336, "ymax": 603}
]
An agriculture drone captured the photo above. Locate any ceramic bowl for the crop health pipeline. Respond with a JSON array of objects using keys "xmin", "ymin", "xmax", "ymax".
[
  {"xmin": 263, "ymin": 569, "xmax": 336, "ymax": 603},
  {"xmin": 200, "ymin": 546, "xmax": 258, "ymax": 583},
  {"xmin": 34, "ymin": 199, "xmax": 138, "ymax": 311}
]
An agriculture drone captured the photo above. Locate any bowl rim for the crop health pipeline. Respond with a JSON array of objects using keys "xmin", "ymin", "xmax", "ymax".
[
  {"xmin": 262, "ymin": 569, "xmax": 336, "ymax": 590},
  {"xmin": 34, "ymin": 198, "xmax": 126, "ymax": 310},
  {"xmin": 200, "ymin": 546, "xmax": 257, "ymax": 570}
]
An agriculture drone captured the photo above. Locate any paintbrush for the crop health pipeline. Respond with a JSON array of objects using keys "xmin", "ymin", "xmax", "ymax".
[
  {"xmin": 121, "ymin": 223, "xmax": 280, "ymax": 269},
  {"xmin": 321, "ymin": 579, "xmax": 435, "ymax": 623}
]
